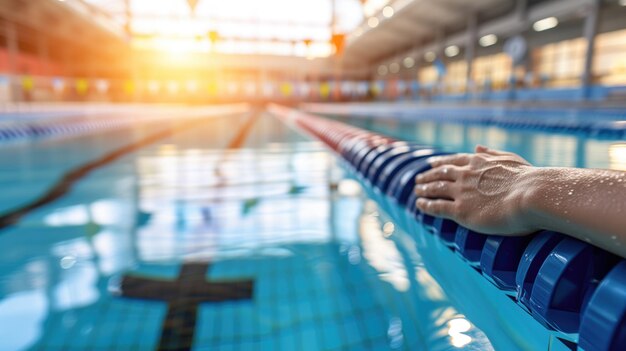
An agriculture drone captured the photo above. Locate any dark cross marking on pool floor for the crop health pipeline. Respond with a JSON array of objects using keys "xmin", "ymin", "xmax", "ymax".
[
  {"xmin": 119, "ymin": 262, "xmax": 254, "ymax": 351},
  {"xmin": 115, "ymin": 112, "xmax": 261, "ymax": 350}
]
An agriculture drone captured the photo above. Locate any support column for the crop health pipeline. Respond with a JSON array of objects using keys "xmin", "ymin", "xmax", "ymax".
[
  {"xmin": 515, "ymin": 0, "xmax": 529, "ymax": 27},
  {"xmin": 581, "ymin": 0, "xmax": 602, "ymax": 100},
  {"xmin": 4, "ymin": 21, "xmax": 21, "ymax": 103},
  {"xmin": 435, "ymin": 29, "xmax": 445, "ymax": 96},
  {"xmin": 62, "ymin": 48, "xmax": 73, "ymax": 102},
  {"xmin": 37, "ymin": 36, "xmax": 49, "ymax": 76},
  {"xmin": 63, "ymin": 48, "xmax": 73, "ymax": 77},
  {"xmin": 124, "ymin": 0, "xmax": 132, "ymax": 40},
  {"xmin": 465, "ymin": 14, "xmax": 478, "ymax": 98},
  {"xmin": 413, "ymin": 51, "xmax": 421, "ymax": 101},
  {"xmin": 509, "ymin": 0, "xmax": 529, "ymax": 101},
  {"xmin": 436, "ymin": 29, "xmax": 445, "ymax": 59}
]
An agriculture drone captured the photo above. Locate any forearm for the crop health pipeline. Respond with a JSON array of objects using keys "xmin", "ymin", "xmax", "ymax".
[
  {"xmin": 415, "ymin": 149, "xmax": 626, "ymax": 257},
  {"xmin": 521, "ymin": 167, "xmax": 626, "ymax": 258}
]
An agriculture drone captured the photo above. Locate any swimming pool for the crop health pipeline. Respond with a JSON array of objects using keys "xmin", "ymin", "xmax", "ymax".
[
  {"xmin": 272, "ymin": 103, "xmax": 626, "ymax": 351},
  {"xmin": 351, "ymin": 118, "xmax": 625, "ymax": 170},
  {"xmin": 0, "ymin": 104, "xmax": 623, "ymax": 350}
]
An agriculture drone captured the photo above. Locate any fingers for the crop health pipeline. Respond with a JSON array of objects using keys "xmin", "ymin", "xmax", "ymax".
[
  {"xmin": 475, "ymin": 145, "xmax": 489, "ymax": 153},
  {"xmin": 429, "ymin": 154, "xmax": 472, "ymax": 168},
  {"xmin": 415, "ymin": 165, "xmax": 460, "ymax": 184},
  {"xmin": 416, "ymin": 198, "xmax": 455, "ymax": 219},
  {"xmin": 475, "ymin": 145, "xmax": 511, "ymax": 156},
  {"xmin": 414, "ymin": 180, "xmax": 455, "ymax": 199},
  {"xmin": 475, "ymin": 145, "xmax": 532, "ymax": 166}
]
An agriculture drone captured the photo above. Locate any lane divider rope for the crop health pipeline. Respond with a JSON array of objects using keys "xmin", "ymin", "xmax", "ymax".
[{"xmin": 268, "ymin": 103, "xmax": 626, "ymax": 351}]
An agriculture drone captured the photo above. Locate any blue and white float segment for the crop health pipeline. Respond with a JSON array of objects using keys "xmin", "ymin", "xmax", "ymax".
[
  {"xmin": 302, "ymin": 102, "xmax": 626, "ymax": 140},
  {"xmin": 269, "ymin": 103, "xmax": 626, "ymax": 351},
  {"xmin": 0, "ymin": 104, "xmax": 250, "ymax": 144}
]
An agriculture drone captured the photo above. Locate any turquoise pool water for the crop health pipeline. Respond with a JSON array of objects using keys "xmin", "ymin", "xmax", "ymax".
[
  {"xmin": 2, "ymin": 107, "xmax": 621, "ymax": 351},
  {"xmin": 336, "ymin": 115, "xmax": 626, "ymax": 171},
  {"xmin": 0, "ymin": 110, "xmax": 495, "ymax": 351}
]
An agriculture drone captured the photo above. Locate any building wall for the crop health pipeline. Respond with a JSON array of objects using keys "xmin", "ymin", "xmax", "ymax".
[{"xmin": 410, "ymin": 27, "xmax": 626, "ymax": 95}]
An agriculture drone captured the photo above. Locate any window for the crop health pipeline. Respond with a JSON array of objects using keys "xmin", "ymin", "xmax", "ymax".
[
  {"xmin": 531, "ymin": 37, "xmax": 585, "ymax": 88},
  {"xmin": 418, "ymin": 65, "xmax": 438, "ymax": 86},
  {"xmin": 471, "ymin": 53, "xmax": 512, "ymax": 91},
  {"xmin": 442, "ymin": 60, "xmax": 467, "ymax": 93},
  {"xmin": 594, "ymin": 29, "xmax": 626, "ymax": 86}
]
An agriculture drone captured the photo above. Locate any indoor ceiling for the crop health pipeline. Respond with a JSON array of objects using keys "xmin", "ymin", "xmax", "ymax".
[{"xmin": 344, "ymin": 0, "xmax": 516, "ymax": 63}]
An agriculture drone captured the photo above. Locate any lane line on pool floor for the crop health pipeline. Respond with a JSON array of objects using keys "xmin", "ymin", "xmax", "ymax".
[
  {"xmin": 116, "ymin": 110, "xmax": 261, "ymax": 351},
  {"xmin": 0, "ymin": 112, "xmax": 257, "ymax": 232}
]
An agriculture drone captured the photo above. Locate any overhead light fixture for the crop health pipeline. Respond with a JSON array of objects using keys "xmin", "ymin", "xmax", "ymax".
[
  {"xmin": 479, "ymin": 34, "xmax": 498, "ymax": 47},
  {"xmin": 389, "ymin": 62, "xmax": 400, "ymax": 73},
  {"xmin": 382, "ymin": 6, "xmax": 394, "ymax": 18},
  {"xmin": 403, "ymin": 57, "xmax": 415, "ymax": 68},
  {"xmin": 378, "ymin": 65, "xmax": 388, "ymax": 75},
  {"xmin": 620, "ymin": 0, "xmax": 626, "ymax": 6},
  {"xmin": 533, "ymin": 17, "xmax": 558, "ymax": 32},
  {"xmin": 444, "ymin": 45, "xmax": 460, "ymax": 57},
  {"xmin": 368, "ymin": 17, "xmax": 380, "ymax": 28},
  {"xmin": 424, "ymin": 51, "xmax": 436, "ymax": 62}
]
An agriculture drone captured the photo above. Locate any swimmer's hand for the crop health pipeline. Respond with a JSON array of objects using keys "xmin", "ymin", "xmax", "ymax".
[
  {"xmin": 414, "ymin": 145, "xmax": 536, "ymax": 235},
  {"xmin": 414, "ymin": 145, "xmax": 626, "ymax": 258}
]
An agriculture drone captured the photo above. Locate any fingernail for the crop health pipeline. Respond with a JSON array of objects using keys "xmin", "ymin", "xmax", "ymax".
[
  {"xmin": 416, "ymin": 198, "xmax": 427, "ymax": 210},
  {"xmin": 428, "ymin": 156, "xmax": 440, "ymax": 164}
]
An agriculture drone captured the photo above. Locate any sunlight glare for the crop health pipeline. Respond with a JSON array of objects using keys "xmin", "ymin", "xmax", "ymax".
[{"xmin": 93, "ymin": 0, "xmax": 364, "ymax": 57}]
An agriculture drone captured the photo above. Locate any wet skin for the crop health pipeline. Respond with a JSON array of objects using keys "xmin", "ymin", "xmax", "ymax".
[{"xmin": 415, "ymin": 145, "xmax": 626, "ymax": 258}]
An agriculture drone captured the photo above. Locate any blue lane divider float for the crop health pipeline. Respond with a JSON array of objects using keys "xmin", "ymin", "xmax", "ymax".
[
  {"xmin": 358, "ymin": 141, "xmax": 410, "ymax": 176},
  {"xmin": 269, "ymin": 104, "xmax": 625, "ymax": 350},
  {"xmin": 480, "ymin": 235, "xmax": 534, "ymax": 291},
  {"xmin": 529, "ymin": 238, "xmax": 619, "ymax": 334},
  {"xmin": 366, "ymin": 145, "xmax": 421, "ymax": 185},
  {"xmin": 432, "ymin": 218, "xmax": 459, "ymax": 245},
  {"xmin": 376, "ymin": 149, "xmax": 437, "ymax": 193},
  {"xmin": 454, "ymin": 227, "xmax": 488, "ymax": 265},
  {"xmin": 515, "ymin": 231, "xmax": 564, "ymax": 310},
  {"xmin": 579, "ymin": 261, "xmax": 626, "ymax": 351}
]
